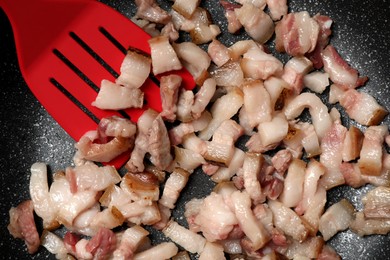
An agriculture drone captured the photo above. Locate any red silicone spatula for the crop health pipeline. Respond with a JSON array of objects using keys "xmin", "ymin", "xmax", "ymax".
[{"xmin": 0, "ymin": 0, "xmax": 194, "ymax": 168}]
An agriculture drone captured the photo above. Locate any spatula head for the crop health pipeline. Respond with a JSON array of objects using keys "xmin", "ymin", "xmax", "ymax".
[{"xmin": 1, "ymin": 0, "xmax": 194, "ymax": 168}]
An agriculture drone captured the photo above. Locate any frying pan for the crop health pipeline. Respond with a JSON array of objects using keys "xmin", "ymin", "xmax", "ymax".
[{"xmin": 0, "ymin": 0, "xmax": 389, "ymax": 259}]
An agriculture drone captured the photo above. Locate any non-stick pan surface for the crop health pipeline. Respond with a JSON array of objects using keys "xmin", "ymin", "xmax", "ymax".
[{"xmin": 1, "ymin": 0, "xmax": 389, "ymax": 259}]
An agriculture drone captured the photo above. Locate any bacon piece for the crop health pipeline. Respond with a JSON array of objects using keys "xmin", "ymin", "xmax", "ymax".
[
  {"xmin": 211, "ymin": 148, "xmax": 246, "ymax": 183},
  {"xmin": 317, "ymin": 245, "xmax": 341, "ymax": 260},
  {"xmin": 49, "ymin": 173, "xmax": 98, "ymax": 227},
  {"xmin": 188, "ymin": 8, "xmax": 221, "ymax": 45},
  {"xmin": 339, "ymin": 88, "xmax": 388, "ymax": 126},
  {"xmin": 132, "ymin": 18, "xmax": 160, "ymax": 37},
  {"xmin": 229, "ymin": 39, "xmax": 265, "ymax": 60},
  {"xmin": 252, "ymin": 204, "xmax": 280, "ymax": 237},
  {"xmin": 192, "ymin": 78, "xmax": 217, "ymax": 119},
  {"xmin": 119, "ymin": 201, "xmax": 161, "ymax": 225},
  {"xmin": 219, "ymin": 0, "xmax": 242, "ymax": 34},
  {"xmin": 257, "ymin": 114, "xmax": 289, "ymax": 147},
  {"xmin": 284, "ymin": 92, "xmax": 332, "ymax": 140},
  {"xmin": 266, "ymin": 0, "xmax": 287, "ymax": 21},
  {"xmin": 342, "ymin": 126, "xmax": 364, "ymax": 162},
  {"xmin": 176, "ymin": 89, "xmax": 195, "ymax": 122},
  {"xmin": 235, "ymin": 3, "xmax": 274, "ymax": 43},
  {"xmin": 242, "ymin": 80, "xmax": 272, "ymax": 128},
  {"xmin": 246, "ymin": 132, "xmax": 278, "ymax": 153},
  {"xmin": 285, "ymin": 236, "xmax": 325, "ymax": 259},
  {"xmin": 299, "ymin": 123, "xmax": 321, "ymax": 158},
  {"xmin": 319, "ymin": 121, "xmax": 347, "ymax": 189},
  {"xmin": 76, "ymin": 132, "xmax": 133, "ymax": 163},
  {"xmin": 89, "ymin": 207, "xmax": 124, "ymax": 232},
  {"xmin": 362, "ymin": 186, "xmax": 390, "ymax": 219},
  {"xmin": 135, "ymin": 0, "xmax": 171, "ymax": 24},
  {"xmin": 302, "ymin": 185, "xmax": 327, "ymax": 236},
  {"xmin": 163, "ymin": 22, "xmax": 180, "ymax": 42},
  {"xmin": 172, "ymin": 0, "xmax": 201, "ymax": 18},
  {"xmin": 58, "ymin": 191, "xmax": 98, "ymax": 228},
  {"xmin": 126, "ymin": 109, "xmax": 159, "ymax": 172},
  {"xmin": 235, "ymin": 0, "xmax": 267, "ymax": 9},
  {"xmin": 210, "ymin": 61, "xmax": 244, "ymax": 90},
  {"xmin": 282, "ymin": 56, "xmax": 313, "ymax": 94},
  {"xmin": 160, "ymin": 168, "xmax": 190, "ymax": 209},
  {"xmin": 148, "ymin": 115, "xmax": 173, "ymax": 170},
  {"xmin": 8, "ymin": 200, "xmax": 40, "ymax": 254},
  {"xmin": 64, "ymin": 231, "xmax": 81, "ymax": 256},
  {"xmin": 195, "ymin": 192, "xmax": 238, "ymax": 241},
  {"xmin": 86, "ymin": 228, "xmax": 117, "ymax": 259},
  {"xmin": 174, "ymin": 41, "xmax": 211, "ymax": 85},
  {"xmin": 202, "ymin": 119, "xmax": 243, "ymax": 166},
  {"xmin": 306, "ymin": 14, "xmax": 333, "ymax": 69},
  {"xmin": 74, "ymin": 238, "xmax": 93, "ymax": 259},
  {"xmin": 328, "ymin": 84, "xmax": 346, "ymax": 104},
  {"xmin": 202, "ymin": 163, "xmax": 219, "ymax": 175},
  {"xmin": 169, "ymin": 111, "xmax": 211, "ymax": 145},
  {"xmin": 92, "ymin": 79, "xmax": 144, "ymax": 110},
  {"xmin": 121, "ymin": 172, "xmax": 160, "ymax": 202},
  {"xmin": 208, "ymin": 39, "xmax": 231, "ymax": 67},
  {"xmin": 116, "ymin": 49, "xmax": 151, "ymax": 88},
  {"xmin": 279, "ymin": 158, "xmax": 306, "ymax": 208},
  {"xmin": 319, "ymin": 199, "xmax": 355, "ymax": 241},
  {"xmin": 149, "ymin": 35, "xmax": 182, "ymax": 75},
  {"xmin": 70, "ymin": 203, "xmax": 100, "ymax": 236},
  {"xmin": 321, "ymin": 45, "xmax": 367, "ymax": 89},
  {"xmin": 41, "ymin": 230, "xmax": 69, "ymax": 259},
  {"xmin": 100, "ymin": 185, "xmax": 131, "ymax": 210},
  {"xmin": 163, "ymin": 220, "xmax": 206, "ymax": 254},
  {"xmin": 212, "ymin": 119, "xmax": 244, "ymax": 145},
  {"xmin": 29, "ymin": 163, "xmax": 58, "ymax": 230},
  {"xmin": 184, "ymin": 198, "xmax": 204, "ymax": 233},
  {"xmin": 303, "ymin": 71, "xmax": 330, "ymax": 94},
  {"xmin": 134, "ymin": 242, "xmax": 178, "ymax": 260},
  {"xmin": 231, "ymin": 190, "xmax": 270, "ymax": 250},
  {"xmin": 241, "ymin": 153, "xmax": 265, "ymax": 204},
  {"xmin": 169, "ymin": 9, "xmax": 195, "ymax": 31},
  {"xmin": 282, "ymin": 121, "xmax": 308, "ymax": 158},
  {"xmin": 160, "ymin": 74, "xmax": 182, "ymax": 122},
  {"xmin": 112, "ymin": 225, "xmax": 149, "ymax": 259},
  {"xmin": 340, "ymin": 162, "xmax": 365, "ymax": 188},
  {"xmin": 153, "ymin": 203, "xmax": 172, "ymax": 230},
  {"xmin": 295, "ymin": 159, "xmax": 325, "ymax": 216},
  {"xmin": 199, "ymin": 88, "xmax": 244, "ymax": 140},
  {"xmin": 70, "ymin": 164, "xmax": 121, "ymax": 192},
  {"xmin": 272, "ymin": 149, "xmax": 292, "ymax": 174},
  {"xmin": 358, "ymin": 125, "xmax": 388, "ymax": 176},
  {"xmin": 268, "ymin": 199, "xmax": 309, "ymax": 242},
  {"xmin": 275, "ymin": 11, "xmax": 319, "ymax": 56},
  {"xmin": 172, "ymin": 251, "xmax": 191, "ymax": 260},
  {"xmin": 199, "ymin": 242, "xmax": 226, "ymax": 260},
  {"xmin": 263, "ymin": 76, "xmax": 291, "ymax": 111},
  {"xmin": 173, "ymin": 146, "xmax": 206, "ymax": 172},
  {"xmin": 350, "ymin": 212, "xmax": 390, "ymax": 236},
  {"xmin": 202, "ymin": 141, "xmax": 235, "ymax": 166},
  {"xmin": 240, "ymin": 47, "xmax": 283, "ymax": 80},
  {"xmin": 98, "ymin": 116, "xmax": 137, "ymax": 140}
]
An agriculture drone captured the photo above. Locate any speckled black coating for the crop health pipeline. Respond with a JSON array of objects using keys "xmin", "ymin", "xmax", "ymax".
[{"xmin": 0, "ymin": 0, "xmax": 389, "ymax": 259}]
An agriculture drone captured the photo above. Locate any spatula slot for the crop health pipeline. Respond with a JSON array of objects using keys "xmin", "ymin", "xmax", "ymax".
[
  {"xmin": 52, "ymin": 48, "xmax": 100, "ymax": 93},
  {"xmin": 69, "ymin": 31, "xmax": 119, "ymax": 79},
  {"xmin": 49, "ymin": 77, "xmax": 100, "ymax": 124},
  {"xmin": 98, "ymin": 26, "xmax": 161, "ymax": 88},
  {"xmin": 52, "ymin": 46, "xmax": 131, "ymax": 121},
  {"xmin": 99, "ymin": 26, "xmax": 127, "ymax": 55}
]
